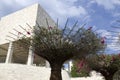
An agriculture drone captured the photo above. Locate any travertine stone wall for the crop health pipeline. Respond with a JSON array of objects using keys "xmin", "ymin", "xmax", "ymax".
[
  {"xmin": 0, "ymin": 3, "xmax": 56, "ymax": 64},
  {"xmin": 0, "ymin": 64, "xmax": 70, "ymax": 80},
  {"xmin": 0, "ymin": 3, "xmax": 55, "ymax": 45},
  {"xmin": 0, "ymin": 4, "xmax": 38, "ymax": 44},
  {"xmin": 36, "ymin": 4, "xmax": 55, "ymax": 27}
]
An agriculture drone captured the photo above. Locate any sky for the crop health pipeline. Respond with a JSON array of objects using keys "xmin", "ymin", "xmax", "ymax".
[{"xmin": 0, "ymin": 0, "xmax": 120, "ymax": 54}]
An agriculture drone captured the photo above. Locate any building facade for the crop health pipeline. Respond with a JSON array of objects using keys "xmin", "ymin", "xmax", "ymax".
[
  {"xmin": 0, "ymin": 3, "xmax": 55, "ymax": 65},
  {"xmin": 0, "ymin": 3, "xmax": 72, "ymax": 71}
]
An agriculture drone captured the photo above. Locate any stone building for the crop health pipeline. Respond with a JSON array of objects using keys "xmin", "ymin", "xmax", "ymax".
[
  {"xmin": 0, "ymin": 3, "xmax": 55, "ymax": 66},
  {"xmin": 0, "ymin": 3, "xmax": 72, "ymax": 71}
]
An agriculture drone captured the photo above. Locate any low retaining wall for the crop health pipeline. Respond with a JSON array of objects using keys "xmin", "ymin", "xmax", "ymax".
[
  {"xmin": 0, "ymin": 63, "xmax": 105, "ymax": 80},
  {"xmin": 0, "ymin": 63, "xmax": 70, "ymax": 80}
]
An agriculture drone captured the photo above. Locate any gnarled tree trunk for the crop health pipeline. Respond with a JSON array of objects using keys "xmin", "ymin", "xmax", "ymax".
[
  {"xmin": 50, "ymin": 62, "xmax": 63, "ymax": 80},
  {"xmin": 97, "ymin": 69, "xmax": 115, "ymax": 80},
  {"xmin": 103, "ymin": 74, "xmax": 113, "ymax": 80}
]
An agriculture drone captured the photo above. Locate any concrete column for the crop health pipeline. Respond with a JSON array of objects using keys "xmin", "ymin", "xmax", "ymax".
[
  {"xmin": 5, "ymin": 42, "xmax": 13, "ymax": 63},
  {"xmin": 68, "ymin": 60, "xmax": 73, "ymax": 72},
  {"xmin": 45, "ymin": 60, "xmax": 50, "ymax": 68},
  {"xmin": 27, "ymin": 45, "xmax": 34, "ymax": 65}
]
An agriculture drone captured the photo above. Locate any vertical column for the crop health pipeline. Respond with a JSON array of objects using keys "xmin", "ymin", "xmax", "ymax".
[
  {"xmin": 27, "ymin": 45, "xmax": 34, "ymax": 65},
  {"xmin": 45, "ymin": 60, "xmax": 50, "ymax": 68},
  {"xmin": 68, "ymin": 60, "xmax": 73, "ymax": 72},
  {"xmin": 5, "ymin": 42, "xmax": 13, "ymax": 63}
]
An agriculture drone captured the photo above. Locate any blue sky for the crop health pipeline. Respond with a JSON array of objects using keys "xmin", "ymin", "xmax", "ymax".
[{"xmin": 0, "ymin": 0, "xmax": 120, "ymax": 54}]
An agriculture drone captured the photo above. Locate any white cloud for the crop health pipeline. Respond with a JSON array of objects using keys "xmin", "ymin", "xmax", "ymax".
[
  {"xmin": 97, "ymin": 29, "xmax": 120, "ymax": 52},
  {"xmin": 97, "ymin": 29, "xmax": 112, "ymax": 38},
  {"xmin": 60, "ymin": 0, "xmax": 78, "ymax": 5},
  {"xmin": 94, "ymin": 0, "xmax": 120, "ymax": 10},
  {"xmin": 1, "ymin": 0, "xmax": 37, "ymax": 6},
  {"xmin": 0, "ymin": 0, "xmax": 88, "ymax": 25},
  {"xmin": 113, "ymin": 12, "xmax": 120, "ymax": 17},
  {"xmin": 0, "ymin": 0, "xmax": 38, "ymax": 17},
  {"xmin": 38, "ymin": 0, "xmax": 88, "ymax": 24},
  {"xmin": 108, "ymin": 36, "xmax": 120, "ymax": 51}
]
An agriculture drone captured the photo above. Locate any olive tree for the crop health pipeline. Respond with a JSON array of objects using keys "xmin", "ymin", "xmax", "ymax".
[
  {"xmin": 17, "ymin": 21, "xmax": 104, "ymax": 80},
  {"xmin": 85, "ymin": 54, "xmax": 120, "ymax": 80}
]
